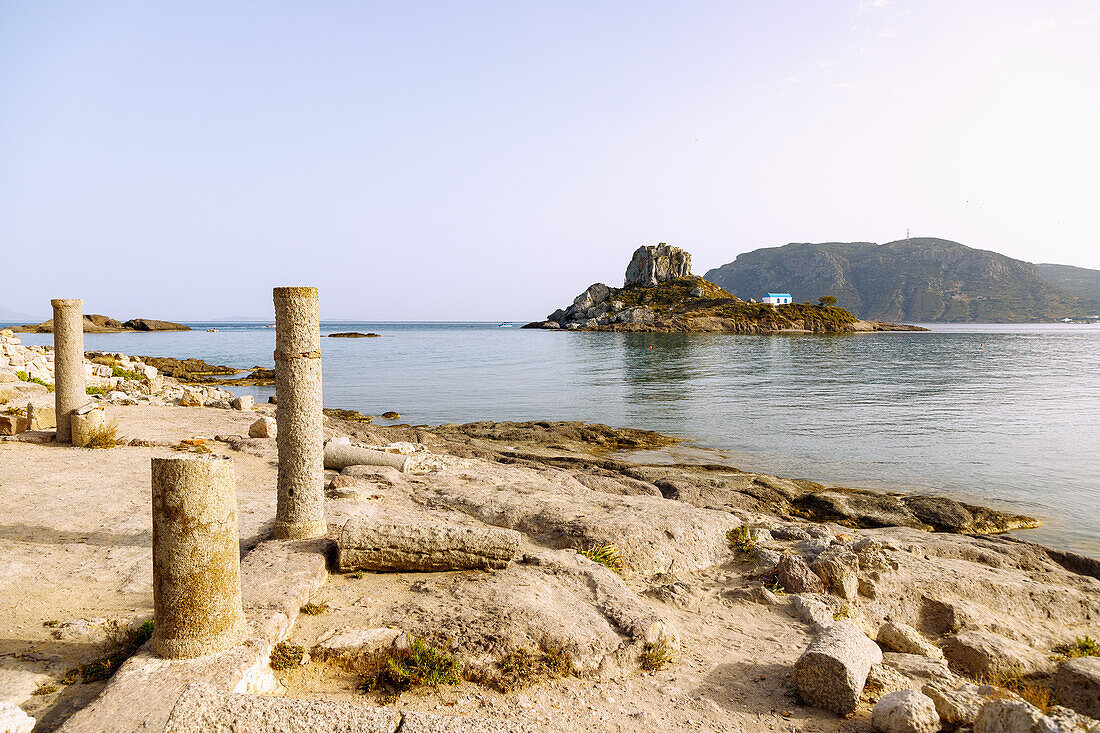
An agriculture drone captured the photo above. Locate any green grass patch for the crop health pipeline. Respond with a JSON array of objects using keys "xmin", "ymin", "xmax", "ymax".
[
  {"xmin": 111, "ymin": 365, "xmax": 144, "ymax": 381},
  {"xmin": 727, "ymin": 525, "xmax": 755, "ymax": 554},
  {"xmin": 363, "ymin": 636, "xmax": 461, "ymax": 693},
  {"xmin": 86, "ymin": 385, "xmax": 109, "ymax": 395},
  {"xmin": 580, "ymin": 543, "xmax": 626, "ymax": 575},
  {"xmin": 1054, "ymin": 636, "xmax": 1099, "ymax": 658},
  {"xmin": 16, "ymin": 371, "xmax": 53, "ymax": 391}
]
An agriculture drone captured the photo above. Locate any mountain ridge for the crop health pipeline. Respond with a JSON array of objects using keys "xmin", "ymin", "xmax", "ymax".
[{"xmin": 703, "ymin": 238, "xmax": 1098, "ymax": 322}]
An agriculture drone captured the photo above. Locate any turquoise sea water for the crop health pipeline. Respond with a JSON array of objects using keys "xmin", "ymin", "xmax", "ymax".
[{"xmin": 8, "ymin": 321, "xmax": 1099, "ymax": 557}]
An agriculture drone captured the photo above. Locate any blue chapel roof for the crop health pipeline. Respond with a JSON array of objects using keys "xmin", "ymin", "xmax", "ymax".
[{"xmin": 766, "ymin": 293, "xmax": 792, "ymax": 297}]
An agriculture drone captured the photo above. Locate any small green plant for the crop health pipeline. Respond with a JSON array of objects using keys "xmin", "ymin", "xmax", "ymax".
[
  {"xmin": 16, "ymin": 371, "xmax": 53, "ymax": 391},
  {"xmin": 86, "ymin": 385, "xmax": 109, "ymax": 395},
  {"xmin": 111, "ymin": 365, "xmax": 144, "ymax": 381},
  {"xmin": 300, "ymin": 602, "xmax": 329, "ymax": 616},
  {"xmin": 33, "ymin": 682, "xmax": 58, "ymax": 696},
  {"xmin": 43, "ymin": 619, "xmax": 61, "ymax": 627},
  {"xmin": 766, "ymin": 579, "xmax": 787, "ymax": 596},
  {"xmin": 833, "ymin": 605, "xmax": 850, "ymax": 620},
  {"xmin": 494, "ymin": 643, "xmax": 573, "ymax": 692},
  {"xmin": 269, "ymin": 641, "xmax": 305, "ymax": 671},
  {"xmin": 79, "ymin": 619, "xmax": 154, "ymax": 682},
  {"xmin": 349, "ymin": 570, "xmax": 365, "ymax": 580},
  {"xmin": 580, "ymin": 543, "xmax": 626, "ymax": 576},
  {"xmin": 640, "ymin": 640, "xmax": 674, "ymax": 671},
  {"xmin": 727, "ymin": 526, "xmax": 755, "ymax": 553},
  {"xmin": 60, "ymin": 669, "xmax": 80, "ymax": 685},
  {"xmin": 363, "ymin": 636, "xmax": 461, "ymax": 693},
  {"xmin": 85, "ymin": 422, "xmax": 122, "ymax": 449},
  {"xmin": 2, "ymin": 405, "xmax": 23, "ymax": 416},
  {"xmin": 1054, "ymin": 636, "xmax": 1099, "ymax": 658}
]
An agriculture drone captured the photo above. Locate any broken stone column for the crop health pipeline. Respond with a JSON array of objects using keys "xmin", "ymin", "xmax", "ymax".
[
  {"xmin": 272, "ymin": 287, "xmax": 325, "ymax": 539},
  {"xmin": 51, "ymin": 299, "xmax": 86, "ymax": 443},
  {"xmin": 323, "ymin": 443, "xmax": 411, "ymax": 473},
  {"xmin": 338, "ymin": 519, "xmax": 521, "ymax": 572},
  {"xmin": 150, "ymin": 455, "xmax": 246, "ymax": 658}
]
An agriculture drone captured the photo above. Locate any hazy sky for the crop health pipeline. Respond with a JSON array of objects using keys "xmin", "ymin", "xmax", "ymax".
[{"xmin": 2, "ymin": 1, "xmax": 1098, "ymax": 320}]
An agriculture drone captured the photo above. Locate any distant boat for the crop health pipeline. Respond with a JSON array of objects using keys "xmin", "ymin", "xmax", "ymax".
[
  {"xmin": 497, "ymin": 323, "xmax": 513, "ymax": 328},
  {"xmin": 206, "ymin": 327, "xmax": 218, "ymax": 332},
  {"xmin": 265, "ymin": 324, "xmax": 275, "ymax": 328}
]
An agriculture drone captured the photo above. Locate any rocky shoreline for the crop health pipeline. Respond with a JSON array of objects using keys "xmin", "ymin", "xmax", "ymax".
[
  {"xmin": 12, "ymin": 314, "xmax": 190, "ymax": 333},
  {"xmin": 1, "ymin": 331, "xmax": 1097, "ymax": 732}
]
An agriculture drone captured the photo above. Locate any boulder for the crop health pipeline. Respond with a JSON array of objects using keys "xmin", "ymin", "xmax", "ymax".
[
  {"xmin": 878, "ymin": 622, "xmax": 944, "ymax": 660},
  {"xmin": 624, "ymin": 243, "xmax": 692, "ymax": 287},
  {"xmin": 337, "ymin": 519, "xmax": 522, "ymax": 572},
  {"xmin": 796, "ymin": 489, "xmax": 927, "ymax": 529},
  {"xmin": 973, "ymin": 698, "xmax": 1063, "ymax": 732},
  {"xmin": 775, "ymin": 554, "xmax": 825, "ymax": 594},
  {"xmin": 943, "ymin": 631, "xmax": 1054, "ymax": 679},
  {"xmin": 572, "ymin": 283, "xmax": 611, "ymax": 311},
  {"xmin": 788, "ymin": 594, "xmax": 834, "ymax": 628},
  {"xmin": 121, "ymin": 318, "xmax": 190, "ymax": 331},
  {"xmin": 0, "ymin": 415, "xmax": 29, "ymax": 436},
  {"xmin": 793, "ymin": 620, "xmax": 883, "ymax": 714},
  {"xmin": 248, "ymin": 417, "xmax": 276, "ymax": 438},
  {"xmin": 1055, "ymin": 657, "xmax": 1100, "ymax": 718},
  {"xmin": 870, "ymin": 689, "xmax": 940, "ymax": 733},
  {"xmin": 922, "ymin": 679, "xmax": 1002, "ymax": 727},
  {"xmin": 0, "ymin": 702, "xmax": 34, "ymax": 733},
  {"xmin": 613, "ymin": 306, "xmax": 655, "ymax": 324},
  {"xmin": 230, "ymin": 395, "xmax": 254, "ymax": 411},
  {"xmin": 178, "ymin": 389, "xmax": 203, "ymax": 407},
  {"xmin": 812, "ymin": 547, "xmax": 859, "ymax": 601}
]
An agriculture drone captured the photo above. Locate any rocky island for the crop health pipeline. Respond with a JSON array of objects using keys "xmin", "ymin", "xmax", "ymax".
[
  {"xmin": 524, "ymin": 244, "xmax": 927, "ymax": 333},
  {"xmin": 13, "ymin": 314, "xmax": 190, "ymax": 333}
]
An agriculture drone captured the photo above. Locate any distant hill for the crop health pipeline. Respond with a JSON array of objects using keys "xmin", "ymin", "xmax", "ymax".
[
  {"xmin": 1034, "ymin": 263, "xmax": 1100, "ymax": 315},
  {"xmin": 703, "ymin": 238, "xmax": 1097, "ymax": 322},
  {"xmin": 0, "ymin": 305, "xmax": 44, "ymax": 323}
]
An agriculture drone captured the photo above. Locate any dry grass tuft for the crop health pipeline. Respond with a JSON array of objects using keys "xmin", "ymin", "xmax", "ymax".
[
  {"xmin": 640, "ymin": 640, "xmax": 674, "ymax": 671},
  {"xmin": 981, "ymin": 667, "xmax": 1052, "ymax": 712},
  {"xmin": 172, "ymin": 439, "xmax": 212, "ymax": 454},
  {"xmin": 493, "ymin": 644, "xmax": 572, "ymax": 692},
  {"xmin": 300, "ymin": 602, "xmax": 329, "ymax": 616},
  {"xmin": 86, "ymin": 422, "xmax": 122, "ymax": 449},
  {"xmin": 269, "ymin": 641, "xmax": 305, "ymax": 671}
]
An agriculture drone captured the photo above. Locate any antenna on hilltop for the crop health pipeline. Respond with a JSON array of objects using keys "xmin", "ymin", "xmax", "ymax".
[{"xmin": 906, "ymin": 228, "xmax": 910, "ymax": 240}]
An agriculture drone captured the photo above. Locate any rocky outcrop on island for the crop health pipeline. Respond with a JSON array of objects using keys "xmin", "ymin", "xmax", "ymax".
[
  {"xmin": 13, "ymin": 314, "xmax": 191, "ymax": 333},
  {"xmin": 525, "ymin": 244, "xmax": 925, "ymax": 333}
]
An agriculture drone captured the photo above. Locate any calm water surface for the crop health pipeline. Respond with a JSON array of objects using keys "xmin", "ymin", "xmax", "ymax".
[{"xmin": 10, "ymin": 322, "xmax": 1099, "ymax": 557}]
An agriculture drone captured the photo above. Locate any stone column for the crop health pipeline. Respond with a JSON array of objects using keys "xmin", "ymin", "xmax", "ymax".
[
  {"xmin": 272, "ymin": 286, "xmax": 325, "ymax": 539},
  {"xmin": 150, "ymin": 455, "xmax": 246, "ymax": 659},
  {"xmin": 51, "ymin": 299, "xmax": 86, "ymax": 443}
]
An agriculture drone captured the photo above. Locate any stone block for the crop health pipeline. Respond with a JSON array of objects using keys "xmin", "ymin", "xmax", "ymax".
[
  {"xmin": 230, "ymin": 395, "xmax": 254, "ymax": 411},
  {"xmin": 26, "ymin": 403, "xmax": 56, "ymax": 430},
  {"xmin": 248, "ymin": 417, "xmax": 276, "ymax": 438},
  {"xmin": 71, "ymin": 407, "xmax": 106, "ymax": 448},
  {"xmin": 878, "ymin": 621, "xmax": 944, "ymax": 660},
  {"xmin": 943, "ymin": 631, "xmax": 1054, "ymax": 679},
  {"xmin": 0, "ymin": 415, "xmax": 30, "ymax": 435}
]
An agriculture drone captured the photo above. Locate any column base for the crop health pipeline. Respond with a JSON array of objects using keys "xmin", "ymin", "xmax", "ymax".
[
  {"xmin": 150, "ymin": 619, "xmax": 246, "ymax": 660},
  {"xmin": 273, "ymin": 519, "xmax": 327, "ymax": 540}
]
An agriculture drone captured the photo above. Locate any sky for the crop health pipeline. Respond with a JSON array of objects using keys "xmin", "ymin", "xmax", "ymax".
[{"xmin": 2, "ymin": 1, "xmax": 1099, "ymax": 321}]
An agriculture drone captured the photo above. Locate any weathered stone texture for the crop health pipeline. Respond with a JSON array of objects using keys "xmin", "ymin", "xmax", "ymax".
[
  {"xmin": 624, "ymin": 243, "xmax": 692, "ymax": 287},
  {"xmin": 793, "ymin": 620, "xmax": 883, "ymax": 714},
  {"xmin": 150, "ymin": 456, "xmax": 246, "ymax": 659},
  {"xmin": 52, "ymin": 298, "xmax": 85, "ymax": 443},
  {"xmin": 273, "ymin": 286, "xmax": 325, "ymax": 540},
  {"xmin": 1055, "ymin": 656, "xmax": 1100, "ymax": 719},
  {"xmin": 870, "ymin": 689, "xmax": 941, "ymax": 733},
  {"xmin": 338, "ymin": 519, "xmax": 521, "ymax": 572}
]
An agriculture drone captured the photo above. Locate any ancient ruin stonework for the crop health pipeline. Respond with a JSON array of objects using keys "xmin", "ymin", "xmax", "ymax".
[
  {"xmin": 51, "ymin": 299, "xmax": 86, "ymax": 443},
  {"xmin": 150, "ymin": 455, "xmax": 246, "ymax": 659},
  {"xmin": 272, "ymin": 286, "xmax": 326, "ymax": 540},
  {"xmin": 623, "ymin": 243, "xmax": 692, "ymax": 287}
]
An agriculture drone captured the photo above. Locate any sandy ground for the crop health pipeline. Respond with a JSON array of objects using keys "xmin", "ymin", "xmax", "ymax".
[{"xmin": 0, "ymin": 405, "xmax": 277, "ymax": 728}]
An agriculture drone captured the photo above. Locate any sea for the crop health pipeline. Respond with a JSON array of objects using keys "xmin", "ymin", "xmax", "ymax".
[{"xmin": 8, "ymin": 321, "xmax": 1099, "ymax": 558}]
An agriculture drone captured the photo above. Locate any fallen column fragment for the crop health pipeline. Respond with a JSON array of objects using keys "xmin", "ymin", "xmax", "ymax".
[
  {"xmin": 338, "ymin": 519, "xmax": 521, "ymax": 572},
  {"xmin": 793, "ymin": 620, "xmax": 883, "ymax": 715},
  {"xmin": 324, "ymin": 442, "xmax": 411, "ymax": 472}
]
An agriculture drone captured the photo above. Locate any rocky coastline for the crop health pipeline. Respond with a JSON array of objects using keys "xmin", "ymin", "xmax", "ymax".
[
  {"xmin": 1, "ymin": 329, "xmax": 1097, "ymax": 732},
  {"xmin": 524, "ymin": 244, "xmax": 928, "ymax": 334},
  {"xmin": 12, "ymin": 314, "xmax": 191, "ymax": 333}
]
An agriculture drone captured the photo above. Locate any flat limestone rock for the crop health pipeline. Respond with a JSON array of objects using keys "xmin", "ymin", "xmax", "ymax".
[
  {"xmin": 878, "ymin": 621, "xmax": 944, "ymax": 660},
  {"xmin": 0, "ymin": 702, "xmax": 34, "ymax": 733},
  {"xmin": 870, "ymin": 689, "xmax": 940, "ymax": 733},
  {"xmin": 338, "ymin": 519, "xmax": 521, "ymax": 572},
  {"xmin": 164, "ymin": 683, "xmax": 401, "ymax": 732},
  {"xmin": 1055, "ymin": 656, "xmax": 1100, "ymax": 719},
  {"xmin": 311, "ymin": 628, "xmax": 405, "ymax": 667},
  {"xmin": 943, "ymin": 630, "xmax": 1054, "ymax": 679},
  {"xmin": 793, "ymin": 620, "xmax": 883, "ymax": 715},
  {"xmin": 379, "ymin": 548, "xmax": 679, "ymax": 677}
]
